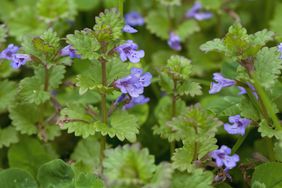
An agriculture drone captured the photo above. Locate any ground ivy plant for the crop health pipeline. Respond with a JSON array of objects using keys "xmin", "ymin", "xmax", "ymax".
[{"xmin": 0, "ymin": 0, "xmax": 282, "ymax": 188}]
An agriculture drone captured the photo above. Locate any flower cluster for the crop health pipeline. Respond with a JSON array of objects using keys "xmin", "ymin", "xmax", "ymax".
[
  {"xmin": 210, "ymin": 145, "xmax": 240, "ymax": 170},
  {"xmin": 209, "ymin": 73, "xmax": 236, "ymax": 94},
  {"xmin": 116, "ymin": 40, "xmax": 145, "ymax": 63},
  {"xmin": 114, "ymin": 67, "xmax": 151, "ymax": 109},
  {"xmin": 123, "ymin": 12, "xmax": 144, "ymax": 34},
  {"xmin": 224, "ymin": 115, "xmax": 251, "ymax": 135},
  {"xmin": 186, "ymin": 2, "xmax": 213, "ymax": 21},
  {"xmin": 60, "ymin": 45, "xmax": 80, "ymax": 59},
  {"xmin": 0, "ymin": 44, "xmax": 31, "ymax": 69}
]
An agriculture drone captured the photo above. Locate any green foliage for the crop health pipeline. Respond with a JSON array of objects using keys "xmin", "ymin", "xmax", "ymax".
[
  {"xmin": 144, "ymin": 163, "xmax": 173, "ymax": 188},
  {"xmin": 165, "ymin": 55, "xmax": 192, "ymax": 80},
  {"xmin": 70, "ymin": 136, "xmax": 100, "ymax": 172},
  {"xmin": 0, "ymin": 24, "xmax": 7, "ymax": 43},
  {"xmin": 258, "ymin": 120, "xmax": 282, "ymax": 140},
  {"xmin": 251, "ymin": 162, "xmax": 282, "ymax": 188},
  {"xmin": 94, "ymin": 8, "xmax": 124, "ymax": 41},
  {"xmin": 66, "ymin": 30, "xmax": 100, "ymax": 60},
  {"xmin": 74, "ymin": 173, "xmax": 105, "ymax": 188},
  {"xmin": 58, "ymin": 104, "xmax": 99, "ymax": 138},
  {"xmin": 176, "ymin": 20, "xmax": 200, "ymax": 41},
  {"xmin": 95, "ymin": 110, "xmax": 139, "ymax": 142},
  {"xmin": 0, "ymin": 80, "xmax": 17, "ymax": 112},
  {"xmin": 270, "ymin": 3, "xmax": 282, "ymax": 39},
  {"xmin": 177, "ymin": 81, "xmax": 202, "ymax": 97},
  {"xmin": 146, "ymin": 10, "xmax": 169, "ymax": 40},
  {"xmin": 172, "ymin": 170, "xmax": 213, "ymax": 188},
  {"xmin": 8, "ymin": 137, "xmax": 55, "ymax": 177},
  {"xmin": 0, "ymin": 127, "xmax": 19, "ymax": 148},
  {"xmin": 254, "ymin": 47, "xmax": 282, "ymax": 89},
  {"xmin": 37, "ymin": 0, "xmax": 76, "ymax": 21},
  {"xmin": 103, "ymin": 144, "xmax": 156, "ymax": 187},
  {"xmin": 37, "ymin": 159, "xmax": 74, "ymax": 188},
  {"xmin": 0, "ymin": 168, "xmax": 37, "ymax": 188}
]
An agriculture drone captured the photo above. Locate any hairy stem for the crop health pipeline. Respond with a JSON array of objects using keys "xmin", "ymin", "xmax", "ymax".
[
  {"xmin": 100, "ymin": 58, "xmax": 108, "ymax": 170},
  {"xmin": 170, "ymin": 79, "xmax": 177, "ymax": 157},
  {"xmin": 252, "ymin": 76, "xmax": 281, "ymax": 130}
]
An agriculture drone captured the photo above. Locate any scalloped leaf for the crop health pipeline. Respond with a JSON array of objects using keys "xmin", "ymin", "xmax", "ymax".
[
  {"xmin": 37, "ymin": 0, "xmax": 76, "ymax": 21},
  {"xmin": 67, "ymin": 30, "xmax": 100, "ymax": 60},
  {"xmin": 146, "ymin": 10, "xmax": 169, "ymax": 40},
  {"xmin": 258, "ymin": 120, "xmax": 282, "ymax": 140},
  {"xmin": 94, "ymin": 110, "xmax": 139, "ymax": 142},
  {"xmin": 172, "ymin": 170, "xmax": 213, "ymax": 188},
  {"xmin": 200, "ymin": 38, "xmax": 227, "ymax": 54},
  {"xmin": 8, "ymin": 136, "xmax": 55, "ymax": 177},
  {"xmin": 0, "ymin": 80, "xmax": 17, "ymax": 112},
  {"xmin": 37, "ymin": 159, "xmax": 74, "ymax": 188},
  {"xmin": 0, "ymin": 126, "xmax": 19, "ymax": 148},
  {"xmin": 94, "ymin": 9, "xmax": 124, "ymax": 41},
  {"xmin": 0, "ymin": 168, "xmax": 37, "ymax": 188},
  {"xmin": 254, "ymin": 47, "xmax": 282, "ymax": 89},
  {"xmin": 58, "ymin": 104, "xmax": 99, "ymax": 138},
  {"xmin": 249, "ymin": 29, "xmax": 274, "ymax": 47},
  {"xmin": 144, "ymin": 163, "xmax": 173, "ymax": 188},
  {"xmin": 103, "ymin": 144, "xmax": 156, "ymax": 186},
  {"xmin": 165, "ymin": 55, "xmax": 192, "ymax": 80},
  {"xmin": 177, "ymin": 81, "xmax": 202, "ymax": 97}
]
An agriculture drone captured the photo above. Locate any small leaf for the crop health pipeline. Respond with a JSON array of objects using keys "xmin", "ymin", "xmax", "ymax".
[
  {"xmin": 258, "ymin": 120, "xmax": 282, "ymax": 140},
  {"xmin": 37, "ymin": 159, "xmax": 75, "ymax": 188},
  {"xmin": 0, "ymin": 168, "xmax": 37, "ymax": 188},
  {"xmin": 67, "ymin": 30, "xmax": 100, "ymax": 60},
  {"xmin": 0, "ymin": 126, "xmax": 19, "ymax": 148},
  {"xmin": 200, "ymin": 38, "xmax": 227, "ymax": 54},
  {"xmin": 146, "ymin": 10, "xmax": 169, "ymax": 40},
  {"xmin": 177, "ymin": 81, "xmax": 202, "ymax": 97},
  {"xmin": 249, "ymin": 29, "xmax": 274, "ymax": 47}
]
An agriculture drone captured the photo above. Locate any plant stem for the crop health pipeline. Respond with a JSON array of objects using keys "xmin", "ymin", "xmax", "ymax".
[
  {"xmin": 99, "ymin": 58, "xmax": 108, "ymax": 170},
  {"xmin": 44, "ymin": 64, "xmax": 49, "ymax": 91},
  {"xmin": 118, "ymin": 0, "xmax": 124, "ymax": 16},
  {"xmin": 231, "ymin": 128, "xmax": 251, "ymax": 155},
  {"xmin": 170, "ymin": 79, "xmax": 177, "ymax": 157},
  {"xmin": 252, "ymin": 76, "xmax": 281, "ymax": 130}
]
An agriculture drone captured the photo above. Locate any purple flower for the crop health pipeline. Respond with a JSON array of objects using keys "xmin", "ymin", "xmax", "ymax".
[
  {"xmin": 115, "ymin": 67, "xmax": 152, "ymax": 97},
  {"xmin": 237, "ymin": 83, "xmax": 258, "ymax": 99},
  {"xmin": 168, "ymin": 32, "xmax": 182, "ymax": 51},
  {"xmin": 209, "ymin": 73, "xmax": 236, "ymax": 94},
  {"xmin": 125, "ymin": 12, "xmax": 144, "ymax": 26},
  {"xmin": 11, "ymin": 54, "xmax": 31, "ymax": 69},
  {"xmin": 123, "ymin": 25, "xmax": 138, "ymax": 33},
  {"xmin": 210, "ymin": 145, "xmax": 240, "ymax": 170},
  {"xmin": 185, "ymin": 2, "xmax": 213, "ymax": 21},
  {"xmin": 61, "ymin": 45, "xmax": 80, "ymax": 59},
  {"xmin": 116, "ymin": 40, "xmax": 145, "ymax": 63},
  {"xmin": 0, "ymin": 44, "xmax": 20, "ymax": 60},
  {"xmin": 224, "ymin": 115, "xmax": 251, "ymax": 136},
  {"xmin": 123, "ymin": 95, "xmax": 150, "ymax": 109}
]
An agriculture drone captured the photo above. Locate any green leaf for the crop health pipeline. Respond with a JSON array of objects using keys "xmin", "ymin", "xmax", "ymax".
[
  {"xmin": 67, "ymin": 30, "xmax": 100, "ymax": 60},
  {"xmin": 258, "ymin": 120, "xmax": 282, "ymax": 140},
  {"xmin": 172, "ymin": 143, "xmax": 195, "ymax": 172},
  {"xmin": 37, "ymin": 159, "xmax": 75, "ymax": 188},
  {"xmin": 58, "ymin": 104, "xmax": 99, "ymax": 138},
  {"xmin": 200, "ymin": 38, "xmax": 227, "ymax": 54},
  {"xmin": 254, "ymin": 47, "xmax": 282, "ymax": 89},
  {"xmin": 9, "ymin": 103, "xmax": 39, "ymax": 135},
  {"xmin": 165, "ymin": 55, "xmax": 192, "ymax": 80},
  {"xmin": 270, "ymin": 3, "xmax": 282, "ymax": 39},
  {"xmin": 70, "ymin": 136, "xmax": 100, "ymax": 172},
  {"xmin": 74, "ymin": 173, "xmax": 105, "ymax": 188},
  {"xmin": 0, "ymin": 168, "xmax": 37, "ymax": 188},
  {"xmin": 94, "ymin": 110, "xmax": 139, "ymax": 142},
  {"xmin": 251, "ymin": 181, "xmax": 266, "ymax": 188},
  {"xmin": 8, "ymin": 136, "xmax": 54, "ymax": 177},
  {"xmin": 240, "ymin": 96, "xmax": 260, "ymax": 121},
  {"xmin": 144, "ymin": 163, "xmax": 173, "ymax": 188},
  {"xmin": 6, "ymin": 6, "xmax": 47, "ymax": 41},
  {"xmin": 103, "ymin": 144, "xmax": 156, "ymax": 187},
  {"xmin": 157, "ymin": 0, "xmax": 181, "ymax": 6},
  {"xmin": 37, "ymin": 0, "xmax": 76, "ymax": 21},
  {"xmin": 199, "ymin": 0, "xmax": 222, "ymax": 10},
  {"xmin": 249, "ymin": 29, "xmax": 274, "ymax": 47},
  {"xmin": 0, "ymin": 24, "xmax": 7, "ymax": 43},
  {"xmin": 94, "ymin": 9, "xmax": 124, "ymax": 41},
  {"xmin": 252, "ymin": 162, "xmax": 282, "ymax": 188},
  {"xmin": 177, "ymin": 81, "xmax": 202, "ymax": 97},
  {"xmin": 0, "ymin": 80, "xmax": 17, "ymax": 112},
  {"xmin": 74, "ymin": 0, "xmax": 100, "ymax": 11},
  {"xmin": 172, "ymin": 170, "xmax": 213, "ymax": 188},
  {"xmin": 0, "ymin": 127, "xmax": 19, "ymax": 148},
  {"xmin": 146, "ymin": 10, "xmax": 169, "ymax": 39},
  {"xmin": 176, "ymin": 20, "xmax": 200, "ymax": 41}
]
